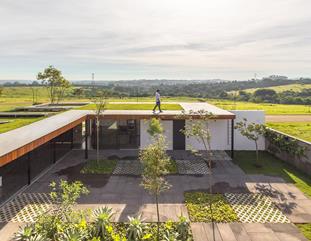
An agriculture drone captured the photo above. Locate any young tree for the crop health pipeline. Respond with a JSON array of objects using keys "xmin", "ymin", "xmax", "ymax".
[
  {"xmin": 139, "ymin": 118, "xmax": 171, "ymax": 241},
  {"xmin": 37, "ymin": 65, "xmax": 70, "ymax": 104},
  {"xmin": 235, "ymin": 118, "xmax": 266, "ymax": 167},
  {"xmin": 92, "ymin": 91, "xmax": 108, "ymax": 165},
  {"xmin": 55, "ymin": 77, "xmax": 71, "ymax": 103}
]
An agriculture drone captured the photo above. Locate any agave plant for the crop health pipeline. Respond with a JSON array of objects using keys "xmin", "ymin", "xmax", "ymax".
[
  {"xmin": 92, "ymin": 206, "xmax": 114, "ymax": 237},
  {"xmin": 126, "ymin": 216, "xmax": 145, "ymax": 241},
  {"xmin": 162, "ymin": 231, "xmax": 179, "ymax": 241},
  {"xmin": 58, "ymin": 227, "xmax": 87, "ymax": 241},
  {"xmin": 176, "ymin": 216, "xmax": 190, "ymax": 241}
]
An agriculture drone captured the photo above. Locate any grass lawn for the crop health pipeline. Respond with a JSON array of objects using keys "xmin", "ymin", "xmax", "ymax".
[
  {"xmin": 233, "ymin": 151, "xmax": 311, "ymax": 198},
  {"xmin": 184, "ymin": 192, "xmax": 238, "ymax": 222},
  {"xmin": 266, "ymin": 122, "xmax": 311, "ymax": 142},
  {"xmin": 0, "ymin": 117, "xmax": 44, "ymax": 133},
  {"xmin": 80, "ymin": 159, "xmax": 118, "ymax": 174},
  {"xmin": 297, "ymin": 224, "xmax": 311, "ymax": 240},
  {"xmin": 208, "ymin": 99, "xmax": 311, "ymax": 115},
  {"xmin": 78, "ymin": 103, "xmax": 183, "ymax": 110}
]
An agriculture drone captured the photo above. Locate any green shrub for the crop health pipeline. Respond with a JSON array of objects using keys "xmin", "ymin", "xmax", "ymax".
[
  {"xmin": 185, "ymin": 192, "xmax": 238, "ymax": 222},
  {"xmin": 80, "ymin": 159, "xmax": 117, "ymax": 174}
]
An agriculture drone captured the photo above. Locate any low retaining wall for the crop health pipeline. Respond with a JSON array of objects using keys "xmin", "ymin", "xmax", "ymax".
[{"xmin": 265, "ymin": 128, "xmax": 311, "ymax": 176}]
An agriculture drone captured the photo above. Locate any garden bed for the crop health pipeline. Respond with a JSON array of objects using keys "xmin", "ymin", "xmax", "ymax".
[
  {"xmin": 184, "ymin": 192, "xmax": 238, "ymax": 223},
  {"xmin": 80, "ymin": 159, "xmax": 118, "ymax": 174}
]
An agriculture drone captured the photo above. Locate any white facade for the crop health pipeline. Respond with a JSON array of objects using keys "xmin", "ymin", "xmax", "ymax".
[
  {"xmin": 185, "ymin": 119, "xmax": 231, "ymax": 150},
  {"xmin": 231, "ymin": 110, "xmax": 265, "ymax": 150},
  {"xmin": 140, "ymin": 120, "xmax": 173, "ymax": 150},
  {"xmin": 139, "ymin": 110, "xmax": 265, "ymax": 151}
]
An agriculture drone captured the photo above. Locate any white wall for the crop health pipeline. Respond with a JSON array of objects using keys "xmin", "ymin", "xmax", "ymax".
[
  {"xmin": 140, "ymin": 120, "xmax": 173, "ymax": 150},
  {"xmin": 185, "ymin": 119, "xmax": 231, "ymax": 150},
  {"xmin": 231, "ymin": 110, "xmax": 265, "ymax": 150},
  {"xmin": 139, "ymin": 110, "xmax": 265, "ymax": 151}
]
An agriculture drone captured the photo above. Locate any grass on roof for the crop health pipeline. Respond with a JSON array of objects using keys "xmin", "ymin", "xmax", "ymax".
[
  {"xmin": 77, "ymin": 103, "xmax": 183, "ymax": 110},
  {"xmin": 266, "ymin": 122, "xmax": 311, "ymax": 142},
  {"xmin": 233, "ymin": 151, "xmax": 311, "ymax": 198},
  {"xmin": 0, "ymin": 117, "xmax": 44, "ymax": 134}
]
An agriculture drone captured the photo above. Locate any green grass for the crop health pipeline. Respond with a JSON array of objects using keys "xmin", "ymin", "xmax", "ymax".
[
  {"xmin": 78, "ymin": 103, "xmax": 183, "ymax": 110},
  {"xmin": 167, "ymin": 159, "xmax": 178, "ymax": 174},
  {"xmin": 266, "ymin": 122, "xmax": 311, "ymax": 142},
  {"xmin": 1, "ymin": 86, "xmax": 311, "ymax": 114},
  {"xmin": 184, "ymin": 192, "xmax": 238, "ymax": 222},
  {"xmin": 233, "ymin": 151, "xmax": 311, "ymax": 198},
  {"xmin": 297, "ymin": 224, "xmax": 311, "ymax": 240},
  {"xmin": 80, "ymin": 159, "xmax": 117, "ymax": 174},
  {"xmin": 0, "ymin": 117, "xmax": 44, "ymax": 133},
  {"xmin": 208, "ymin": 99, "xmax": 311, "ymax": 115}
]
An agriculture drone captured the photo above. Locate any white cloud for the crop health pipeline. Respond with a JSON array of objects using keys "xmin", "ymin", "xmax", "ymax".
[{"xmin": 0, "ymin": 0, "xmax": 310, "ymax": 80}]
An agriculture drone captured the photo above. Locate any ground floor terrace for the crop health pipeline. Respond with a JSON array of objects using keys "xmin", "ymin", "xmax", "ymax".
[{"xmin": 0, "ymin": 149, "xmax": 311, "ymax": 240}]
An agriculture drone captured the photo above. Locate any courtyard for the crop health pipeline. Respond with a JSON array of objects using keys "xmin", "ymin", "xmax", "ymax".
[{"xmin": 0, "ymin": 150, "xmax": 310, "ymax": 240}]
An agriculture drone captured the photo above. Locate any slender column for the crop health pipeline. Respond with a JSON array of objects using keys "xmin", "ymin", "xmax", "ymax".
[
  {"xmin": 27, "ymin": 152, "xmax": 31, "ymax": 185},
  {"xmin": 231, "ymin": 119, "xmax": 234, "ymax": 158},
  {"xmin": 85, "ymin": 119, "xmax": 89, "ymax": 159}
]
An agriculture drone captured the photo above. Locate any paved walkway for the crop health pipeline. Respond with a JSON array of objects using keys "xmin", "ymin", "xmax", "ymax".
[
  {"xmin": 191, "ymin": 223, "xmax": 308, "ymax": 241},
  {"xmin": 0, "ymin": 150, "xmax": 310, "ymax": 240}
]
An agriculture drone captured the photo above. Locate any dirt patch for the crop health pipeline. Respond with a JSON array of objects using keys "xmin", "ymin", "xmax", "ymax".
[{"xmin": 266, "ymin": 115, "xmax": 311, "ymax": 123}]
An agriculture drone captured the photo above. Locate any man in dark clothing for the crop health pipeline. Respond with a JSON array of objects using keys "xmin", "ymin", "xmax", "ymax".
[{"xmin": 152, "ymin": 89, "xmax": 162, "ymax": 113}]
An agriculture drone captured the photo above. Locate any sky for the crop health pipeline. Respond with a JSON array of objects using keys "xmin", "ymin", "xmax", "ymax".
[{"xmin": 0, "ymin": 0, "xmax": 310, "ymax": 81}]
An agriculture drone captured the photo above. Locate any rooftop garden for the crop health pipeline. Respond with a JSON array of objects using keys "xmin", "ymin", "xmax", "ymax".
[
  {"xmin": 0, "ymin": 117, "xmax": 44, "ymax": 134},
  {"xmin": 78, "ymin": 103, "xmax": 183, "ymax": 111}
]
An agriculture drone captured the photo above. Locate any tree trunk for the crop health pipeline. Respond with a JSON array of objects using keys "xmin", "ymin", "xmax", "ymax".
[
  {"xmin": 96, "ymin": 117, "xmax": 100, "ymax": 166},
  {"xmin": 155, "ymin": 194, "xmax": 160, "ymax": 241},
  {"xmin": 255, "ymin": 141, "xmax": 259, "ymax": 165}
]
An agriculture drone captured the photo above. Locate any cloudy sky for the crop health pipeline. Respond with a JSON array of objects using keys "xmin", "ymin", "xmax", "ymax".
[{"xmin": 0, "ymin": 0, "xmax": 310, "ymax": 80}]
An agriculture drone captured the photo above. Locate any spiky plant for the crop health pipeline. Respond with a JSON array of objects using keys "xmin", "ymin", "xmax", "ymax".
[
  {"xmin": 92, "ymin": 206, "xmax": 114, "ymax": 237},
  {"xmin": 126, "ymin": 216, "xmax": 145, "ymax": 241}
]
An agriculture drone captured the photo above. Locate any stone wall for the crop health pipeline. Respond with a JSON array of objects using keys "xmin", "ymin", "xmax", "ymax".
[{"xmin": 265, "ymin": 128, "xmax": 311, "ymax": 176}]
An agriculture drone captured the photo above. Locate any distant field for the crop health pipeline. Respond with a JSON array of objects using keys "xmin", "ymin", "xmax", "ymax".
[
  {"xmin": 236, "ymin": 83, "xmax": 311, "ymax": 94},
  {"xmin": 0, "ymin": 117, "xmax": 44, "ymax": 134},
  {"xmin": 78, "ymin": 103, "xmax": 183, "ymax": 110},
  {"xmin": 0, "ymin": 87, "xmax": 311, "ymax": 114},
  {"xmin": 266, "ymin": 122, "xmax": 311, "ymax": 142}
]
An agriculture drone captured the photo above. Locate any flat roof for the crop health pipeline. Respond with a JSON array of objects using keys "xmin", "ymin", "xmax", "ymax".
[{"xmin": 0, "ymin": 102, "xmax": 234, "ymax": 167}]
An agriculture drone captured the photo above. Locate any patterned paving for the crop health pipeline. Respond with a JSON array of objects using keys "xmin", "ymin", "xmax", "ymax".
[
  {"xmin": 224, "ymin": 193, "xmax": 290, "ymax": 223},
  {"xmin": 0, "ymin": 193, "xmax": 53, "ymax": 223},
  {"xmin": 176, "ymin": 159, "xmax": 210, "ymax": 174},
  {"xmin": 113, "ymin": 160, "xmax": 142, "ymax": 175}
]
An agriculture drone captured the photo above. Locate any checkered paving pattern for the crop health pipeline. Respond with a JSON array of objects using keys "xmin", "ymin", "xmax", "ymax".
[
  {"xmin": 113, "ymin": 160, "xmax": 143, "ymax": 175},
  {"xmin": 0, "ymin": 193, "xmax": 52, "ymax": 223},
  {"xmin": 176, "ymin": 159, "xmax": 209, "ymax": 175},
  {"xmin": 224, "ymin": 193, "xmax": 290, "ymax": 223}
]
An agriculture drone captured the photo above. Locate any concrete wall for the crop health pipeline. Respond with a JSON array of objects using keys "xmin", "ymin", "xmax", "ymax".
[
  {"xmin": 231, "ymin": 110, "xmax": 265, "ymax": 151},
  {"xmin": 140, "ymin": 120, "xmax": 173, "ymax": 150},
  {"xmin": 185, "ymin": 119, "xmax": 231, "ymax": 150},
  {"xmin": 266, "ymin": 129, "xmax": 311, "ymax": 176}
]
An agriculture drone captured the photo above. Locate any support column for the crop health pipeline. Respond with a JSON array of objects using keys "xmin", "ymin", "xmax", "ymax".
[
  {"xmin": 71, "ymin": 128, "xmax": 74, "ymax": 149},
  {"xmin": 85, "ymin": 119, "xmax": 89, "ymax": 159},
  {"xmin": 27, "ymin": 153, "xmax": 31, "ymax": 185},
  {"xmin": 231, "ymin": 119, "xmax": 234, "ymax": 158}
]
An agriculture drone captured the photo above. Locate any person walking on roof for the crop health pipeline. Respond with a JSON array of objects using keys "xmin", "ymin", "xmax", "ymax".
[{"xmin": 153, "ymin": 89, "xmax": 162, "ymax": 113}]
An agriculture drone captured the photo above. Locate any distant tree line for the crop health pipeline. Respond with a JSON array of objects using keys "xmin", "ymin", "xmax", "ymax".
[{"xmin": 1, "ymin": 75, "xmax": 311, "ymax": 105}]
